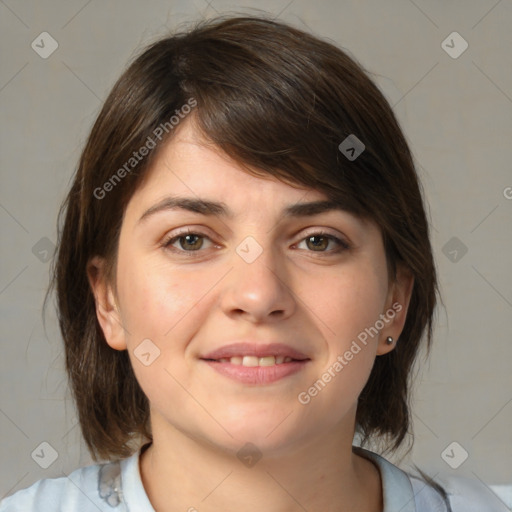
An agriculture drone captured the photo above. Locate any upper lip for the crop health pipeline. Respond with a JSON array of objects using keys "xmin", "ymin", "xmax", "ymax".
[{"xmin": 201, "ymin": 342, "xmax": 310, "ymax": 361}]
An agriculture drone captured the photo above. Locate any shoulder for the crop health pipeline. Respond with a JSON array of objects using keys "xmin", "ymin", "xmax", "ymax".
[
  {"xmin": 0, "ymin": 458, "xmax": 124, "ymax": 512},
  {"xmin": 354, "ymin": 447, "xmax": 508, "ymax": 512},
  {"xmin": 411, "ymin": 473, "xmax": 510, "ymax": 512}
]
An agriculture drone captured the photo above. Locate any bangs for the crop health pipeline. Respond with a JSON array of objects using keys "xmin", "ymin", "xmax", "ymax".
[{"xmin": 166, "ymin": 18, "xmax": 403, "ymax": 220}]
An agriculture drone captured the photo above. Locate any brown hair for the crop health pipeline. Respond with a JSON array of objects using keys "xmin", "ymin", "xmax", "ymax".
[{"xmin": 49, "ymin": 15, "xmax": 438, "ymax": 462}]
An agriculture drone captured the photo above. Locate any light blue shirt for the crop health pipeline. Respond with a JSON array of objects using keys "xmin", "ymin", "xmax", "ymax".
[{"xmin": 1, "ymin": 446, "xmax": 507, "ymax": 511}]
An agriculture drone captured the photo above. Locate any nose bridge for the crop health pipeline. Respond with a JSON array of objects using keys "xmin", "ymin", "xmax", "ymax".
[{"xmin": 221, "ymin": 235, "xmax": 295, "ymax": 320}]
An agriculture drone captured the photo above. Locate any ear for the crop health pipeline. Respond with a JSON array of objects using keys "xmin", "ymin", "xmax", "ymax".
[
  {"xmin": 376, "ymin": 265, "xmax": 414, "ymax": 356},
  {"xmin": 87, "ymin": 256, "xmax": 127, "ymax": 351}
]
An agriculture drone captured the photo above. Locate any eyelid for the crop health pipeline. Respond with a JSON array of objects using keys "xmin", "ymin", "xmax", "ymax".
[
  {"xmin": 297, "ymin": 227, "xmax": 351, "ymax": 248},
  {"xmin": 160, "ymin": 226, "xmax": 352, "ymax": 255},
  {"xmin": 161, "ymin": 228, "xmax": 217, "ymax": 253}
]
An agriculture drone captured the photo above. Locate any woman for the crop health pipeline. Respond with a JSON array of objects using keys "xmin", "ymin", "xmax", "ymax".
[{"xmin": 1, "ymin": 15, "xmax": 501, "ymax": 512}]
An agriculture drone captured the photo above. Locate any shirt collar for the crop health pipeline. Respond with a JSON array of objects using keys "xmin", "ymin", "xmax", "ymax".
[
  {"xmin": 120, "ymin": 445, "xmax": 156, "ymax": 511},
  {"xmin": 120, "ymin": 444, "xmax": 417, "ymax": 512},
  {"xmin": 353, "ymin": 446, "xmax": 417, "ymax": 512}
]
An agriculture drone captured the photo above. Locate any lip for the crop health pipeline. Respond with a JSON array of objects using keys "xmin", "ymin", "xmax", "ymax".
[
  {"xmin": 200, "ymin": 342, "xmax": 311, "ymax": 385},
  {"xmin": 201, "ymin": 342, "xmax": 310, "ymax": 361},
  {"xmin": 203, "ymin": 359, "xmax": 310, "ymax": 384}
]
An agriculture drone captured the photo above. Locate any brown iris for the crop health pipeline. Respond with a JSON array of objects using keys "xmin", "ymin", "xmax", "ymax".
[
  {"xmin": 306, "ymin": 235, "xmax": 329, "ymax": 251},
  {"xmin": 179, "ymin": 234, "xmax": 204, "ymax": 251}
]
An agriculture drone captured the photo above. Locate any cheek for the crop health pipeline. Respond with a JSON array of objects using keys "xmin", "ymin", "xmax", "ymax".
[
  {"xmin": 117, "ymin": 254, "xmax": 203, "ymax": 341},
  {"xmin": 115, "ymin": 255, "xmax": 206, "ymax": 408},
  {"xmin": 115, "ymin": 252, "xmax": 223, "ymax": 393},
  {"xmin": 298, "ymin": 260, "xmax": 386, "ymax": 410},
  {"xmin": 307, "ymin": 262, "xmax": 388, "ymax": 348}
]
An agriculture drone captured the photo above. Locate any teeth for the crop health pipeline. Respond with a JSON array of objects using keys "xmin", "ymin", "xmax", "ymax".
[
  {"xmin": 217, "ymin": 356, "xmax": 295, "ymax": 366},
  {"xmin": 242, "ymin": 356, "xmax": 259, "ymax": 367}
]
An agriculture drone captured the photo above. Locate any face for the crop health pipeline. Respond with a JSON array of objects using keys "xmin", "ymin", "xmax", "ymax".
[{"xmin": 89, "ymin": 119, "xmax": 413, "ymax": 456}]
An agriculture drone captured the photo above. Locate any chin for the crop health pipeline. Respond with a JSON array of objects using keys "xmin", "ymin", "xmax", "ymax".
[{"xmin": 215, "ymin": 409, "xmax": 306, "ymax": 453}]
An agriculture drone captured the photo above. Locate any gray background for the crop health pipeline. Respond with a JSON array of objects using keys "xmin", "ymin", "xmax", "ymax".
[{"xmin": 1, "ymin": 0, "xmax": 511, "ymax": 506}]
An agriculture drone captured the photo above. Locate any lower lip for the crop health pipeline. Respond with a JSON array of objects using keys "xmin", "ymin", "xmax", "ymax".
[{"xmin": 202, "ymin": 359, "xmax": 309, "ymax": 384}]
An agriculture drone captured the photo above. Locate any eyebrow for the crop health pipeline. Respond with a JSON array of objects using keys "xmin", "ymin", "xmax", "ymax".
[{"xmin": 137, "ymin": 196, "xmax": 349, "ymax": 224}]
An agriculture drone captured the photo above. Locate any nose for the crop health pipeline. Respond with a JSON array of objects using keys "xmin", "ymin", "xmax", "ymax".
[{"xmin": 219, "ymin": 239, "xmax": 297, "ymax": 324}]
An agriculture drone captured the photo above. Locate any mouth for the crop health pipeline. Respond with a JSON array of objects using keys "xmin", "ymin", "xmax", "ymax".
[
  {"xmin": 200, "ymin": 342, "xmax": 311, "ymax": 384},
  {"xmin": 203, "ymin": 355, "xmax": 304, "ymax": 366}
]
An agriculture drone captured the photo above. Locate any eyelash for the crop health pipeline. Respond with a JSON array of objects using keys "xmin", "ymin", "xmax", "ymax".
[{"xmin": 160, "ymin": 229, "xmax": 351, "ymax": 257}]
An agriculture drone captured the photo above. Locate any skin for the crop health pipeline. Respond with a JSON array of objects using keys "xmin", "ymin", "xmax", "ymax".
[{"xmin": 88, "ymin": 119, "xmax": 414, "ymax": 512}]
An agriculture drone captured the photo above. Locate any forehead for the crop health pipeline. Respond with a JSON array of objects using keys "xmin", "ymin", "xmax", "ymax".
[{"xmin": 127, "ymin": 119, "xmax": 329, "ymax": 215}]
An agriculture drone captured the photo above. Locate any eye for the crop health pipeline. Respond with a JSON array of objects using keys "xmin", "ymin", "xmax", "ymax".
[
  {"xmin": 162, "ymin": 231, "xmax": 213, "ymax": 252},
  {"xmin": 161, "ymin": 229, "xmax": 349, "ymax": 256},
  {"xmin": 296, "ymin": 232, "xmax": 349, "ymax": 253}
]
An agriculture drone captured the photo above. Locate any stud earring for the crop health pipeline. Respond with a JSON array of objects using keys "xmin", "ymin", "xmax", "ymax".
[{"xmin": 386, "ymin": 336, "xmax": 394, "ymax": 345}]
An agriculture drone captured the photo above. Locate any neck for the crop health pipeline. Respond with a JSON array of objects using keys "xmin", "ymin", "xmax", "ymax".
[{"xmin": 139, "ymin": 414, "xmax": 382, "ymax": 512}]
